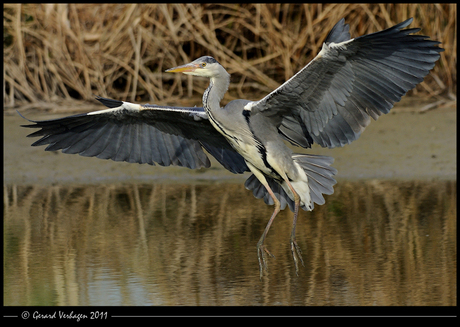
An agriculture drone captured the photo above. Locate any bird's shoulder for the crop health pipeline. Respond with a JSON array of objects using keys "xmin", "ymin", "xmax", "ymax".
[
  {"xmin": 225, "ymin": 99, "xmax": 253, "ymax": 109},
  {"xmin": 222, "ymin": 99, "xmax": 253, "ymax": 117}
]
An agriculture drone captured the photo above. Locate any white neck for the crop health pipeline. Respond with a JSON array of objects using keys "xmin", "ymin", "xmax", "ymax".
[{"xmin": 203, "ymin": 71, "xmax": 230, "ymax": 112}]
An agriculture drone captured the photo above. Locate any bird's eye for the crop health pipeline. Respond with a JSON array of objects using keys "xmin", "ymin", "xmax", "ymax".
[{"xmin": 201, "ymin": 62, "xmax": 207, "ymax": 67}]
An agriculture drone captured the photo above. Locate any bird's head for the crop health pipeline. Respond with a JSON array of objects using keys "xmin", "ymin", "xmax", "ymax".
[{"xmin": 165, "ymin": 56, "xmax": 225, "ymax": 78}]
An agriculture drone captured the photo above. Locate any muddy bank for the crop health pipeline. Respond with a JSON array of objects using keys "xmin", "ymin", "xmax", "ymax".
[{"xmin": 4, "ymin": 99, "xmax": 456, "ymax": 185}]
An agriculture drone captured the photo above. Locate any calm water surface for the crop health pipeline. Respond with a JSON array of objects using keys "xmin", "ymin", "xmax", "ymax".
[{"xmin": 3, "ymin": 180, "xmax": 456, "ymax": 306}]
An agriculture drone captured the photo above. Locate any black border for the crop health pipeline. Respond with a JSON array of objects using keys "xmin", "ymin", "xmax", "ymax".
[{"xmin": 2, "ymin": 306, "xmax": 457, "ymax": 319}]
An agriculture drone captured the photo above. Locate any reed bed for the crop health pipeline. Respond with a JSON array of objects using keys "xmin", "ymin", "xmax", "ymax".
[{"xmin": 3, "ymin": 4, "xmax": 456, "ymax": 112}]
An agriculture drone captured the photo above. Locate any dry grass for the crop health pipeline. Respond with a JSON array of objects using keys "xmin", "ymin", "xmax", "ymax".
[{"xmin": 3, "ymin": 4, "xmax": 456, "ymax": 112}]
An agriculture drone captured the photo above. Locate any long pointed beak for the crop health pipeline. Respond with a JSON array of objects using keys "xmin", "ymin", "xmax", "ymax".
[{"xmin": 165, "ymin": 63, "xmax": 200, "ymax": 73}]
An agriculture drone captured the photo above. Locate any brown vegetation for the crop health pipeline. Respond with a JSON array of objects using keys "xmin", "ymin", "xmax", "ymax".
[{"xmin": 3, "ymin": 4, "xmax": 456, "ymax": 112}]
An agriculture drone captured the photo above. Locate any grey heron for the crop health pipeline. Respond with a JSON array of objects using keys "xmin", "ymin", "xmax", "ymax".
[{"xmin": 20, "ymin": 18, "xmax": 443, "ymax": 277}]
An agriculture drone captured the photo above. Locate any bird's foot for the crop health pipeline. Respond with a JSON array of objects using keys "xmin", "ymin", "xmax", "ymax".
[
  {"xmin": 257, "ymin": 240, "xmax": 275, "ymax": 278},
  {"xmin": 290, "ymin": 237, "xmax": 305, "ymax": 275}
]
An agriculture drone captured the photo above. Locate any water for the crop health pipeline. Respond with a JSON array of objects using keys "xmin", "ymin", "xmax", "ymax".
[{"xmin": 3, "ymin": 180, "xmax": 456, "ymax": 306}]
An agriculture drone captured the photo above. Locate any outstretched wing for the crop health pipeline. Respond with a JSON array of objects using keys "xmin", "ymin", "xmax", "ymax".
[
  {"xmin": 247, "ymin": 18, "xmax": 444, "ymax": 148},
  {"xmin": 20, "ymin": 96, "xmax": 249, "ymax": 173}
]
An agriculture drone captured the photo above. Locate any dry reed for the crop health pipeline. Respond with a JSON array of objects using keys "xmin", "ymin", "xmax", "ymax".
[{"xmin": 3, "ymin": 4, "xmax": 456, "ymax": 113}]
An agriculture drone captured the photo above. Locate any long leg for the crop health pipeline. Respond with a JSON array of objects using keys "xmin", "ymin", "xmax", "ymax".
[
  {"xmin": 246, "ymin": 162, "xmax": 280, "ymax": 278},
  {"xmin": 282, "ymin": 178, "xmax": 305, "ymax": 275},
  {"xmin": 263, "ymin": 151, "xmax": 308, "ymax": 275},
  {"xmin": 256, "ymin": 185, "xmax": 280, "ymax": 278}
]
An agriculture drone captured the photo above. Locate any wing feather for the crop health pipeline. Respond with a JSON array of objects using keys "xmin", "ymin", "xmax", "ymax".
[
  {"xmin": 249, "ymin": 18, "xmax": 443, "ymax": 149},
  {"xmin": 19, "ymin": 97, "xmax": 249, "ymax": 173}
]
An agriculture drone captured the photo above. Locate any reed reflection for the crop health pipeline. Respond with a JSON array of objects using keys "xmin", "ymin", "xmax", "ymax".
[{"xmin": 4, "ymin": 180, "xmax": 456, "ymax": 306}]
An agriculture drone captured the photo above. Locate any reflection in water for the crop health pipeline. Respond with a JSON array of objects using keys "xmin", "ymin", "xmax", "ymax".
[{"xmin": 4, "ymin": 180, "xmax": 456, "ymax": 306}]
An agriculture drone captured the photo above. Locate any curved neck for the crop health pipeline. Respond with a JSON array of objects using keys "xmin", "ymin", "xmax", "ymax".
[{"xmin": 203, "ymin": 73, "xmax": 230, "ymax": 112}]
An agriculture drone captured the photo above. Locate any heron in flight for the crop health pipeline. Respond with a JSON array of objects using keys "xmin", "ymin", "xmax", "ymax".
[{"xmin": 20, "ymin": 18, "xmax": 443, "ymax": 277}]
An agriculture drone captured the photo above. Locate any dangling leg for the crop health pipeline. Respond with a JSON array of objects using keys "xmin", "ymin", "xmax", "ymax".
[
  {"xmin": 256, "ymin": 185, "xmax": 280, "ymax": 278},
  {"xmin": 246, "ymin": 163, "xmax": 280, "ymax": 278},
  {"xmin": 283, "ymin": 178, "xmax": 305, "ymax": 275}
]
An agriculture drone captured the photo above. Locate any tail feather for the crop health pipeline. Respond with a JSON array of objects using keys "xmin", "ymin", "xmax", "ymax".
[
  {"xmin": 292, "ymin": 154, "xmax": 337, "ymax": 205},
  {"xmin": 245, "ymin": 174, "xmax": 298, "ymax": 211},
  {"xmin": 245, "ymin": 153, "xmax": 337, "ymax": 212}
]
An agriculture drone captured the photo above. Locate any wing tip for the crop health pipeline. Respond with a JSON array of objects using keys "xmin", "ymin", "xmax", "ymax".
[
  {"xmin": 401, "ymin": 17, "xmax": 414, "ymax": 27},
  {"xmin": 17, "ymin": 110, "xmax": 40, "ymax": 125},
  {"xmin": 325, "ymin": 18, "xmax": 351, "ymax": 44},
  {"xmin": 95, "ymin": 95, "xmax": 123, "ymax": 108}
]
